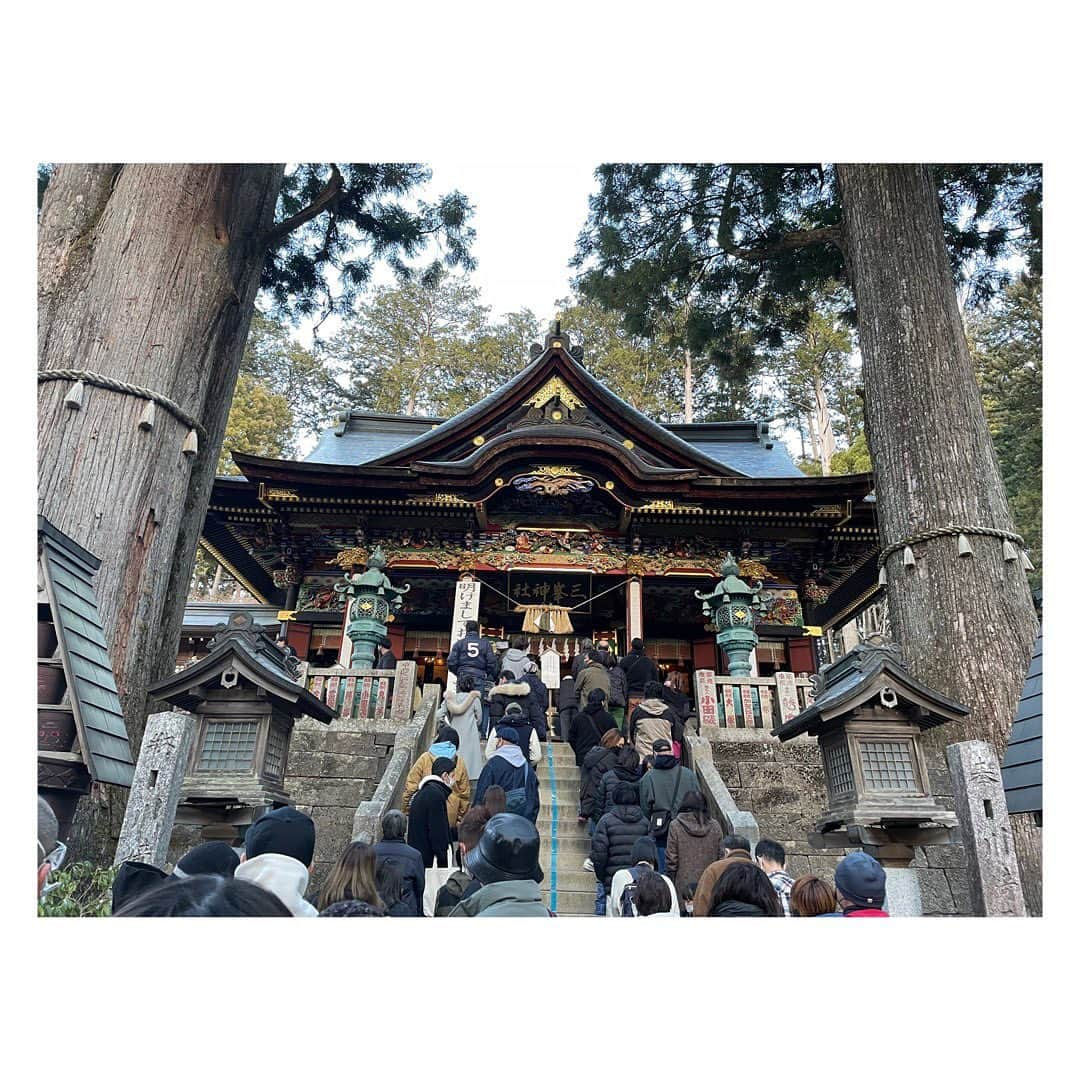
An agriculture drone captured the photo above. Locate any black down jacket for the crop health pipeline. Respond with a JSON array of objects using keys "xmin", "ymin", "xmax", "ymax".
[
  {"xmin": 593, "ymin": 764, "xmax": 643, "ymax": 826},
  {"xmin": 578, "ymin": 744, "xmax": 619, "ymax": 819},
  {"xmin": 591, "ymin": 804, "xmax": 650, "ymax": 891}
]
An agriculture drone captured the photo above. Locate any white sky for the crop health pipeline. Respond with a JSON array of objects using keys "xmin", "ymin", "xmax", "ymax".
[{"xmin": 292, "ymin": 162, "xmax": 597, "ymax": 347}]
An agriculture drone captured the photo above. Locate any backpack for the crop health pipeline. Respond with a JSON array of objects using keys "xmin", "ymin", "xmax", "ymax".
[
  {"xmin": 648, "ymin": 769, "xmax": 686, "ymax": 844},
  {"xmin": 620, "ymin": 865, "xmax": 646, "ymax": 917},
  {"xmin": 504, "ymin": 763, "xmax": 531, "ymax": 816}
]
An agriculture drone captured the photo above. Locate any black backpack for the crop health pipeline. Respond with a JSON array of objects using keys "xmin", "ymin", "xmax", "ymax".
[{"xmin": 648, "ymin": 770, "xmax": 686, "ymax": 844}]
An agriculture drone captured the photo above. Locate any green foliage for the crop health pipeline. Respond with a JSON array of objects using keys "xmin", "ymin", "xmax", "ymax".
[
  {"xmin": 241, "ymin": 315, "xmax": 348, "ymax": 439},
  {"xmin": 830, "ymin": 433, "xmax": 873, "ymax": 475},
  {"xmin": 218, "ymin": 372, "xmax": 296, "ymax": 474},
  {"xmin": 573, "ymin": 164, "xmax": 1041, "ymax": 357},
  {"xmin": 969, "ymin": 278, "xmax": 1043, "ymax": 585},
  {"xmin": 261, "ymin": 164, "xmax": 475, "ymax": 329},
  {"xmin": 325, "ymin": 276, "xmax": 539, "ymax": 417},
  {"xmin": 555, "ymin": 297, "xmax": 682, "ymax": 419},
  {"xmin": 38, "ymin": 861, "xmax": 116, "ymax": 917}
]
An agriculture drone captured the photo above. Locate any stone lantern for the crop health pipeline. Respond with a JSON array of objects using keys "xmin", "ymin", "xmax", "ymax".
[
  {"xmin": 335, "ymin": 545, "xmax": 411, "ymax": 669},
  {"xmin": 694, "ymin": 552, "xmax": 765, "ymax": 676},
  {"xmin": 148, "ymin": 610, "xmax": 336, "ymax": 832},
  {"xmin": 773, "ymin": 636, "xmax": 964, "ymax": 838}
]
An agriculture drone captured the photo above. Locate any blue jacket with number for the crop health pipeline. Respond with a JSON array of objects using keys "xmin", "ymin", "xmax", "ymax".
[{"xmin": 447, "ymin": 631, "xmax": 498, "ymax": 684}]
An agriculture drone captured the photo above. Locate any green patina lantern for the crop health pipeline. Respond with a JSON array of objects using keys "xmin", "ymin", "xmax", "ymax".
[
  {"xmin": 335, "ymin": 546, "xmax": 410, "ymax": 669},
  {"xmin": 695, "ymin": 552, "xmax": 766, "ymax": 677}
]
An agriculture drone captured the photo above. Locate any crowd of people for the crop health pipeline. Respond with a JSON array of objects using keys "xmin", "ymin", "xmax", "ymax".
[{"xmin": 36, "ymin": 628, "xmax": 891, "ymax": 918}]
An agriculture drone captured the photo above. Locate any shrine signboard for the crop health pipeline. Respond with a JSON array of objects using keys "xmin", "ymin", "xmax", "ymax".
[
  {"xmin": 694, "ymin": 669, "xmax": 720, "ymax": 727},
  {"xmin": 447, "ymin": 577, "xmax": 482, "ymax": 694},
  {"xmin": 505, "ymin": 572, "xmax": 591, "ymax": 611}
]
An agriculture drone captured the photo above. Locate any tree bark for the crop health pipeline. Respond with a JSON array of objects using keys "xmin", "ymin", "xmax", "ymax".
[
  {"xmin": 1009, "ymin": 812, "xmax": 1042, "ymax": 916},
  {"xmin": 38, "ymin": 164, "xmax": 284, "ymax": 859},
  {"xmin": 813, "ymin": 372, "xmax": 835, "ymax": 475},
  {"xmin": 835, "ymin": 164, "xmax": 1038, "ymax": 760},
  {"xmin": 683, "ymin": 346, "xmax": 694, "ymax": 423}
]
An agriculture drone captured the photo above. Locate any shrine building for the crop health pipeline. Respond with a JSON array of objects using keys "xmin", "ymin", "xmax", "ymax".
[{"xmin": 191, "ymin": 326, "xmax": 881, "ymax": 690}]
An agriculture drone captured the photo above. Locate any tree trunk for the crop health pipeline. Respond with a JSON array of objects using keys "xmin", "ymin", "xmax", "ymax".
[
  {"xmin": 38, "ymin": 164, "xmax": 284, "ymax": 859},
  {"xmin": 813, "ymin": 372, "xmax": 835, "ymax": 475},
  {"xmin": 836, "ymin": 164, "xmax": 1039, "ymax": 761},
  {"xmin": 1009, "ymin": 812, "xmax": 1042, "ymax": 916},
  {"xmin": 683, "ymin": 347, "xmax": 694, "ymax": 423}
]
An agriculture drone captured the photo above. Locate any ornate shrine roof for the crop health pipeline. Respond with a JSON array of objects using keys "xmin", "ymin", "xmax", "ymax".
[{"xmin": 202, "ymin": 328, "xmax": 878, "ymax": 606}]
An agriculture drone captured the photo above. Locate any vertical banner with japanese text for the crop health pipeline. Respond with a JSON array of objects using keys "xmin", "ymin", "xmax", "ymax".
[{"xmin": 447, "ymin": 577, "xmax": 482, "ymax": 694}]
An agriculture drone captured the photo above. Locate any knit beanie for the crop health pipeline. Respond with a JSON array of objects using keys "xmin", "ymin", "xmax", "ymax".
[
  {"xmin": 173, "ymin": 840, "xmax": 240, "ymax": 879},
  {"xmin": 834, "ymin": 851, "xmax": 887, "ymax": 907},
  {"xmin": 244, "ymin": 806, "xmax": 316, "ymax": 866}
]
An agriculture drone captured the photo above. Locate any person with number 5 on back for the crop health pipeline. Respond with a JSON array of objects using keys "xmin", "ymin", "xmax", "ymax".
[{"xmin": 448, "ymin": 620, "xmax": 498, "ymax": 735}]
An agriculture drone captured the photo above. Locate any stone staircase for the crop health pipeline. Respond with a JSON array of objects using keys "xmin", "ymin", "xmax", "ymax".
[{"xmin": 537, "ymin": 739, "xmax": 596, "ymax": 916}]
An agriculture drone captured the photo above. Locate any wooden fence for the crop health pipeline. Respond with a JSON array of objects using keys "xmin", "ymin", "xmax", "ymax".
[
  {"xmin": 694, "ymin": 669, "xmax": 815, "ymax": 731},
  {"xmin": 298, "ymin": 662, "xmax": 416, "ymax": 724}
]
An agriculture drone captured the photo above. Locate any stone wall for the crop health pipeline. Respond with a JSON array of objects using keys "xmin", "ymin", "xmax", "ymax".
[
  {"xmin": 164, "ymin": 715, "xmax": 399, "ymax": 887},
  {"xmin": 706, "ymin": 727, "xmax": 973, "ymax": 915}
]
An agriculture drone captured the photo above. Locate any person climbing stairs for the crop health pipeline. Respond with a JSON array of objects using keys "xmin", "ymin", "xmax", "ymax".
[{"xmin": 536, "ymin": 739, "xmax": 596, "ymax": 915}]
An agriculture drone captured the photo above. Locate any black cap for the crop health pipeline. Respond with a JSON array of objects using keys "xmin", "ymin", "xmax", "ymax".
[
  {"xmin": 466, "ymin": 813, "xmax": 543, "ymax": 883},
  {"xmin": 112, "ymin": 861, "xmax": 169, "ymax": 913},
  {"xmin": 651, "ymin": 737, "xmax": 672, "ymax": 753},
  {"xmin": 174, "ymin": 840, "xmax": 240, "ymax": 879},
  {"xmin": 834, "ymin": 851, "xmax": 887, "ymax": 907},
  {"xmin": 244, "ymin": 806, "xmax": 316, "ymax": 866},
  {"xmin": 503, "ymin": 702, "xmax": 524, "ymax": 718}
]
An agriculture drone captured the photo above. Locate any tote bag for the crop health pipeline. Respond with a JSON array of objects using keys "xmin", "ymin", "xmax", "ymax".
[{"xmin": 423, "ymin": 847, "xmax": 456, "ymax": 917}]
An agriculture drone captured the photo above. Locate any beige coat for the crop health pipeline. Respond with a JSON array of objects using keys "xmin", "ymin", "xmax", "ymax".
[{"xmin": 403, "ymin": 752, "xmax": 471, "ymax": 828}]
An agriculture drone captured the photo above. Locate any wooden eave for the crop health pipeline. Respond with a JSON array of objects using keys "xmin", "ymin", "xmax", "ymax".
[{"xmin": 149, "ymin": 640, "xmax": 337, "ymax": 723}]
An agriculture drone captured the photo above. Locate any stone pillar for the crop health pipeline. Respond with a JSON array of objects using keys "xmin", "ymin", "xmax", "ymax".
[
  {"xmin": 946, "ymin": 739, "xmax": 1027, "ymax": 916},
  {"xmin": 626, "ymin": 576, "xmax": 643, "ymax": 644},
  {"xmin": 882, "ymin": 865, "xmax": 923, "ymax": 916},
  {"xmin": 114, "ymin": 710, "xmax": 195, "ymax": 868}
]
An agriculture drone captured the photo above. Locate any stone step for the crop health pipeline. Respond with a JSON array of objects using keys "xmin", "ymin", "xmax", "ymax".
[
  {"xmin": 541, "ymin": 868, "xmax": 598, "ymax": 892},
  {"xmin": 536, "ymin": 766, "xmax": 582, "ymax": 782},
  {"xmin": 544, "ymin": 889, "xmax": 597, "ymax": 916},
  {"xmin": 536, "ymin": 819, "xmax": 594, "ymax": 840},
  {"xmin": 539, "ymin": 839, "xmax": 591, "ymax": 859}
]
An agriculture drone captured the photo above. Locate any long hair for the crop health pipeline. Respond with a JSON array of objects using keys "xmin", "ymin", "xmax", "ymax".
[
  {"xmin": 634, "ymin": 869, "xmax": 672, "ymax": 916},
  {"xmin": 319, "ymin": 842, "xmax": 383, "ymax": 912},
  {"xmin": 376, "ymin": 860, "xmax": 405, "ymax": 910},
  {"xmin": 677, "ymin": 790, "xmax": 708, "ymax": 827},
  {"xmin": 790, "ymin": 874, "xmax": 838, "ymax": 917},
  {"xmin": 709, "ymin": 862, "xmax": 783, "ymax": 916},
  {"xmin": 114, "ymin": 874, "xmax": 291, "ymax": 917},
  {"xmin": 483, "ymin": 785, "xmax": 507, "ymax": 816}
]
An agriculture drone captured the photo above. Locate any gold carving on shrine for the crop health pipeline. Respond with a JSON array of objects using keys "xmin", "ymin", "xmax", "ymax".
[
  {"xmin": 527, "ymin": 377, "xmax": 584, "ymax": 412},
  {"xmin": 332, "ymin": 547, "xmax": 368, "ymax": 570},
  {"xmin": 472, "ymin": 435, "xmax": 486, "ymax": 446},
  {"xmin": 258, "ymin": 484, "xmax": 300, "ymax": 502},
  {"xmin": 534, "ymin": 466, "xmax": 582, "ymax": 479},
  {"xmin": 811, "ymin": 504, "xmax": 844, "ymax": 517},
  {"xmin": 737, "ymin": 558, "xmax": 770, "ymax": 583},
  {"xmin": 639, "ymin": 499, "xmax": 678, "ymax": 511},
  {"xmin": 624, "ymin": 555, "xmax": 648, "ymax": 577},
  {"xmin": 622, "ymin": 438, "xmax": 635, "ymax": 449},
  {"xmin": 407, "ymin": 493, "xmax": 470, "ymax": 507}
]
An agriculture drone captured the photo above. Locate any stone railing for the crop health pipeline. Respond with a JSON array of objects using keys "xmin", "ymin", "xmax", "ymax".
[
  {"xmin": 681, "ymin": 734, "xmax": 759, "ymax": 846},
  {"xmin": 694, "ymin": 669, "xmax": 815, "ymax": 730},
  {"xmin": 351, "ymin": 682, "xmax": 442, "ymax": 844},
  {"xmin": 299, "ymin": 662, "xmax": 414, "ymax": 723}
]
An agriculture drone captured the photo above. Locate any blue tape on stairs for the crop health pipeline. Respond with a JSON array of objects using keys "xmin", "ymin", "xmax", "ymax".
[{"xmin": 546, "ymin": 741, "xmax": 558, "ymax": 913}]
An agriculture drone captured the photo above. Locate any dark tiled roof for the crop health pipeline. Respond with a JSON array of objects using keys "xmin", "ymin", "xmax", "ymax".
[
  {"xmin": 39, "ymin": 517, "xmax": 135, "ymax": 788},
  {"xmin": 305, "ymin": 412, "xmax": 444, "ymax": 466},
  {"xmin": 1003, "ymin": 626, "xmax": 1042, "ymax": 815},
  {"xmin": 304, "ymin": 404, "xmax": 805, "ymax": 478}
]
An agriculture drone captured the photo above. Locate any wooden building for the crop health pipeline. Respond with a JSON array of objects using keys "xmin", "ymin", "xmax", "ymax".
[{"xmin": 192, "ymin": 327, "xmax": 880, "ymax": 688}]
